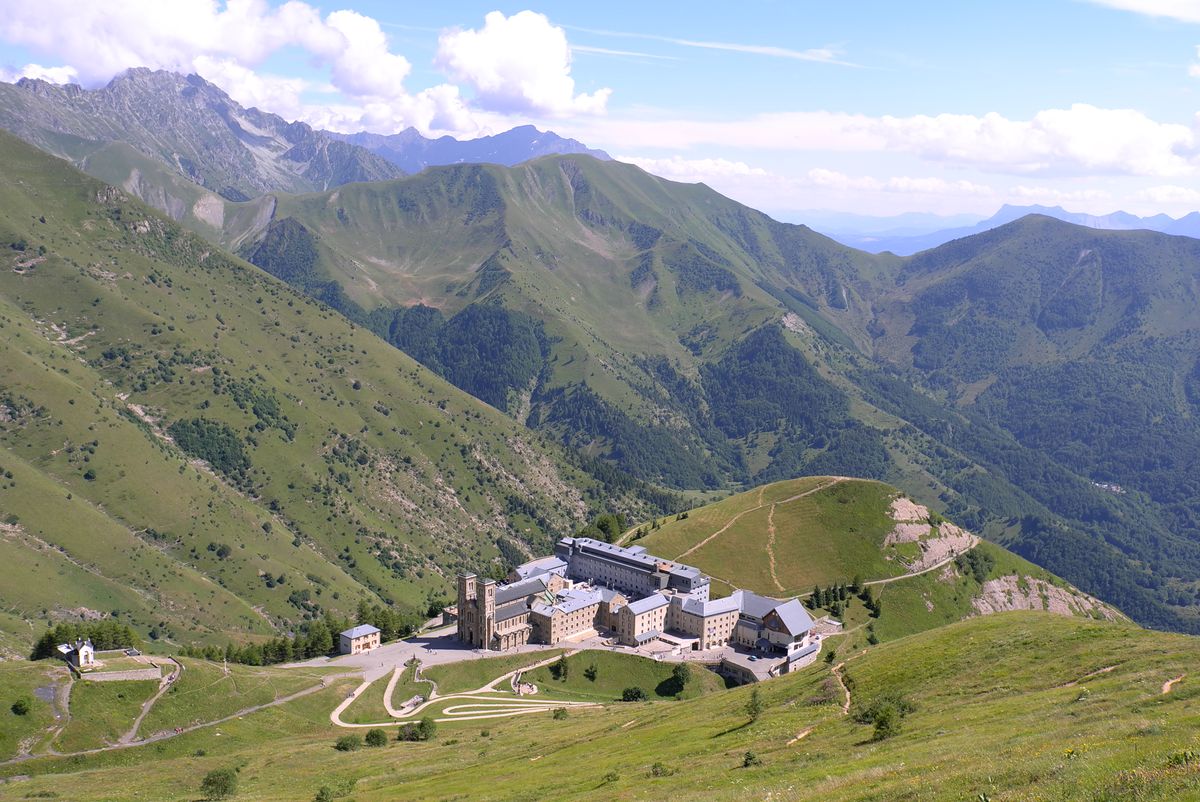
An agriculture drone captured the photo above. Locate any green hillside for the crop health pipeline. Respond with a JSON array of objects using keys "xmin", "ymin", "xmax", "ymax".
[
  {"xmin": 0, "ymin": 130, "xmax": 674, "ymax": 652},
  {"xmin": 634, "ymin": 477, "xmax": 1118, "ymax": 645},
  {"xmin": 2, "ymin": 612, "xmax": 1198, "ymax": 801}
]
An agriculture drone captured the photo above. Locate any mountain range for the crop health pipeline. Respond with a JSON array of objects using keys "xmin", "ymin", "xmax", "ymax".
[
  {"xmin": 826, "ymin": 203, "xmax": 1200, "ymax": 254},
  {"xmin": 328, "ymin": 125, "xmax": 611, "ymax": 173},
  {"xmin": 4, "ymin": 69, "xmax": 1200, "ymax": 640}
]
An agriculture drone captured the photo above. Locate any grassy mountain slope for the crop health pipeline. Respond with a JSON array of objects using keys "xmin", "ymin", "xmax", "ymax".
[
  {"xmin": 3, "ymin": 613, "xmax": 1198, "ymax": 800},
  {"xmin": 0, "ymin": 130, "xmax": 670, "ymax": 651}
]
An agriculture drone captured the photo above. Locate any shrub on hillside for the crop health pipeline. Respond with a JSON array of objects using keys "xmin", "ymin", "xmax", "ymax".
[
  {"xmin": 397, "ymin": 717, "xmax": 437, "ymax": 742},
  {"xmin": 11, "ymin": 697, "xmax": 31, "ymax": 715},
  {"xmin": 854, "ymin": 693, "xmax": 916, "ymax": 741},
  {"xmin": 200, "ymin": 767, "xmax": 238, "ymax": 800},
  {"xmin": 334, "ymin": 734, "xmax": 361, "ymax": 752},
  {"xmin": 364, "ymin": 728, "xmax": 388, "ymax": 747},
  {"xmin": 621, "ymin": 686, "xmax": 646, "ymax": 702}
]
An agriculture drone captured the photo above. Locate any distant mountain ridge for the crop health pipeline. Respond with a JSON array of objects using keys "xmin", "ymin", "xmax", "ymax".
[
  {"xmin": 0, "ymin": 68, "xmax": 404, "ymax": 199},
  {"xmin": 826, "ymin": 203, "xmax": 1200, "ymax": 254},
  {"xmin": 328, "ymin": 124, "xmax": 611, "ymax": 173}
]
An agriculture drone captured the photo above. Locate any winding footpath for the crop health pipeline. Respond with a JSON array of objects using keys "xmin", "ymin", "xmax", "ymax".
[{"xmin": 329, "ymin": 651, "xmax": 599, "ymax": 728}]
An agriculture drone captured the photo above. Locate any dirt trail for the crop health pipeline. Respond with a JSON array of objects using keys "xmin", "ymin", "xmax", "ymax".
[
  {"xmin": 677, "ymin": 478, "xmax": 846, "ymax": 560},
  {"xmin": 120, "ymin": 658, "xmax": 181, "ymax": 744},
  {"xmin": 786, "ymin": 726, "xmax": 813, "ymax": 746},
  {"xmin": 1163, "ymin": 674, "xmax": 1185, "ymax": 694},
  {"xmin": 831, "ymin": 662, "xmax": 851, "ymax": 715},
  {"xmin": 765, "ymin": 504, "xmax": 785, "ymax": 592},
  {"xmin": 1059, "ymin": 665, "xmax": 1117, "ymax": 688}
]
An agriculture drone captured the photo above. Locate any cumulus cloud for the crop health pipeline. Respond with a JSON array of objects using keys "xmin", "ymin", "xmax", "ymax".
[
  {"xmin": 436, "ymin": 11, "xmax": 611, "ymax": 116},
  {"xmin": 617, "ymin": 155, "xmax": 771, "ymax": 182},
  {"xmin": 0, "ymin": 63, "xmax": 78, "ymax": 84},
  {"xmin": 0, "ymin": 1, "xmax": 607, "ymax": 136}
]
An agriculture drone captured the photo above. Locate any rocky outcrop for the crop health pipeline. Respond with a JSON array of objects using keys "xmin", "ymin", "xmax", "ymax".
[{"xmin": 0, "ymin": 69, "xmax": 402, "ymax": 199}]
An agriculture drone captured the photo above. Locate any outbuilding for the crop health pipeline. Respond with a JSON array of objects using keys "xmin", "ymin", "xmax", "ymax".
[{"xmin": 339, "ymin": 624, "xmax": 381, "ymax": 655}]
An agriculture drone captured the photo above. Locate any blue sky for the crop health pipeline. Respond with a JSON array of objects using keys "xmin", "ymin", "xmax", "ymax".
[{"xmin": 2, "ymin": 0, "xmax": 1199, "ymax": 220}]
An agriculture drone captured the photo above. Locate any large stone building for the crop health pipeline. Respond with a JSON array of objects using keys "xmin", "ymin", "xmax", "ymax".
[
  {"xmin": 553, "ymin": 537, "xmax": 710, "ymax": 600},
  {"xmin": 455, "ymin": 536, "xmax": 818, "ymax": 670}
]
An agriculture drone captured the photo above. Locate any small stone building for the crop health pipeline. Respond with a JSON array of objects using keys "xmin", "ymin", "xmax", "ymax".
[
  {"xmin": 339, "ymin": 624, "xmax": 381, "ymax": 655},
  {"xmin": 56, "ymin": 638, "xmax": 95, "ymax": 668}
]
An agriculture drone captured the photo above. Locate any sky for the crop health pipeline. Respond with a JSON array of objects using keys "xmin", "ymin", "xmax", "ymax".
[{"xmin": 2, "ymin": 0, "xmax": 1200, "ymax": 221}]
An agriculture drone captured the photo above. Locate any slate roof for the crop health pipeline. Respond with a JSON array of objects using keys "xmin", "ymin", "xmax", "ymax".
[
  {"xmin": 734, "ymin": 589, "xmax": 781, "ymax": 620},
  {"xmin": 495, "ymin": 605, "xmax": 531, "ymax": 623},
  {"xmin": 634, "ymin": 629, "xmax": 661, "ymax": 643},
  {"xmin": 769, "ymin": 599, "xmax": 814, "ymax": 636},
  {"xmin": 495, "ymin": 577, "xmax": 547, "ymax": 605},
  {"xmin": 513, "ymin": 555, "xmax": 567, "ymax": 581},
  {"xmin": 341, "ymin": 625, "xmax": 380, "ymax": 639},
  {"xmin": 678, "ymin": 594, "xmax": 740, "ymax": 617},
  {"xmin": 625, "ymin": 593, "xmax": 669, "ymax": 615}
]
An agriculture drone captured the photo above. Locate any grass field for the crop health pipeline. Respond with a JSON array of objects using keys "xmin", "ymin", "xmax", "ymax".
[
  {"xmin": 137, "ymin": 658, "xmax": 342, "ymax": 738},
  {"xmin": 52, "ymin": 679, "xmax": 159, "ymax": 752},
  {"xmin": 0, "ymin": 662, "xmax": 64, "ymax": 760},
  {"xmin": 636, "ymin": 478, "xmax": 909, "ymax": 595},
  {"xmin": 4, "ymin": 613, "xmax": 1198, "ymax": 801},
  {"xmin": 421, "ymin": 651, "xmax": 564, "ymax": 695},
  {"xmin": 524, "ymin": 650, "xmax": 727, "ymax": 703}
]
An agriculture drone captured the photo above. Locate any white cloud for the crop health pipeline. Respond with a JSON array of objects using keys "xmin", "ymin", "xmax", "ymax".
[
  {"xmin": 0, "ymin": 63, "xmax": 78, "ymax": 84},
  {"xmin": 1133, "ymin": 184, "xmax": 1200, "ymax": 203},
  {"xmin": 0, "ymin": 1, "xmax": 589, "ymax": 136},
  {"xmin": 436, "ymin": 11, "xmax": 611, "ymax": 116},
  {"xmin": 564, "ymin": 104, "xmax": 1200, "ymax": 178},
  {"xmin": 1009, "ymin": 185, "xmax": 1113, "ymax": 203},
  {"xmin": 1083, "ymin": 0, "xmax": 1200, "ymax": 23},
  {"xmin": 617, "ymin": 155, "xmax": 771, "ymax": 182},
  {"xmin": 805, "ymin": 169, "xmax": 994, "ymax": 197}
]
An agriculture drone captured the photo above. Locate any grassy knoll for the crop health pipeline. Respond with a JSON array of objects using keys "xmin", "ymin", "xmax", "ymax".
[
  {"xmin": 5, "ymin": 614, "xmax": 1200, "ymax": 800},
  {"xmin": 524, "ymin": 650, "xmax": 726, "ymax": 702},
  {"xmin": 341, "ymin": 665, "xmax": 431, "ymax": 725},
  {"xmin": 0, "ymin": 662, "xmax": 64, "ymax": 760},
  {"xmin": 421, "ymin": 650, "xmax": 563, "ymax": 695},
  {"xmin": 137, "ymin": 658, "xmax": 342, "ymax": 738},
  {"xmin": 636, "ymin": 478, "xmax": 905, "ymax": 594},
  {"xmin": 52, "ymin": 679, "xmax": 159, "ymax": 752}
]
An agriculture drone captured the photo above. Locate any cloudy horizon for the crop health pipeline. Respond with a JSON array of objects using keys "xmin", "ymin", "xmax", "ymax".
[{"xmin": 2, "ymin": 0, "xmax": 1199, "ymax": 221}]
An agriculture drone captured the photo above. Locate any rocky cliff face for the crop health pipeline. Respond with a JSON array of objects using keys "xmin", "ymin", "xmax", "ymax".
[{"xmin": 0, "ymin": 68, "xmax": 403, "ymax": 199}]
